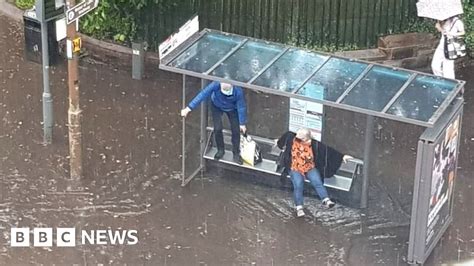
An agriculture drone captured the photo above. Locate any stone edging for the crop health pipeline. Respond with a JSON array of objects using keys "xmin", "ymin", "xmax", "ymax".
[
  {"xmin": 79, "ymin": 33, "xmax": 160, "ymax": 67},
  {"xmin": 0, "ymin": 0, "xmax": 24, "ymax": 21}
]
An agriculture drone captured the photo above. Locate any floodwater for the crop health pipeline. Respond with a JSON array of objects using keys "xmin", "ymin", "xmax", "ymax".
[{"xmin": 0, "ymin": 14, "xmax": 473, "ymax": 265}]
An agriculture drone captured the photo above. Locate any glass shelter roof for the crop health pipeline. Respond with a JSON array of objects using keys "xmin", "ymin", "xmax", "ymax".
[{"xmin": 160, "ymin": 29, "xmax": 465, "ymax": 127}]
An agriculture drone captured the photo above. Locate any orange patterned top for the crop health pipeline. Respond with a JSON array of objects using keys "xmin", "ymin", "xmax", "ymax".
[{"xmin": 291, "ymin": 138, "xmax": 315, "ymax": 174}]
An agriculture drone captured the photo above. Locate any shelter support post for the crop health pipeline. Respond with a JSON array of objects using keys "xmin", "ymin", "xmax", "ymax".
[
  {"xmin": 181, "ymin": 75, "xmax": 187, "ymax": 186},
  {"xmin": 200, "ymin": 79, "xmax": 209, "ymax": 169},
  {"xmin": 361, "ymin": 115, "xmax": 374, "ymax": 208}
]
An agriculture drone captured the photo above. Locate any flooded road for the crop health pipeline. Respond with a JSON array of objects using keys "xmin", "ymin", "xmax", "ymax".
[{"xmin": 0, "ymin": 13, "xmax": 473, "ymax": 265}]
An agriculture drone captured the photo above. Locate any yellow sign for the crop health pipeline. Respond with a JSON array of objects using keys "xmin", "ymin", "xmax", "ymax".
[{"xmin": 73, "ymin": 37, "xmax": 81, "ymax": 53}]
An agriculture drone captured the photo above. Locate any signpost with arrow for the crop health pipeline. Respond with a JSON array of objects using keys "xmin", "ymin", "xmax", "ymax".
[
  {"xmin": 66, "ymin": 0, "xmax": 99, "ymax": 24},
  {"xmin": 65, "ymin": 0, "xmax": 99, "ymax": 185},
  {"xmin": 33, "ymin": 0, "xmax": 99, "ymax": 184}
]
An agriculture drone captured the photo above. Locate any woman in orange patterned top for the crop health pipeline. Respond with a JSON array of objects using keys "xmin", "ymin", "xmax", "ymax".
[{"xmin": 277, "ymin": 128, "xmax": 353, "ymax": 217}]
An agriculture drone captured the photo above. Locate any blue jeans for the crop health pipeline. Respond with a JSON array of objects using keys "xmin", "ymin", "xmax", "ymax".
[
  {"xmin": 289, "ymin": 168, "xmax": 328, "ymax": 206},
  {"xmin": 211, "ymin": 102, "xmax": 240, "ymax": 155}
]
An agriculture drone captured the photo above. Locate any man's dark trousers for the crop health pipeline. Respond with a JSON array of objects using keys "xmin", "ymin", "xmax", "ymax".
[{"xmin": 211, "ymin": 102, "xmax": 240, "ymax": 155}]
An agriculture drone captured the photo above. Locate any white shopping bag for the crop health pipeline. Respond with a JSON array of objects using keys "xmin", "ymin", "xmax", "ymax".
[{"xmin": 240, "ymin": 134, "xmax": 256, "ymax": 166}]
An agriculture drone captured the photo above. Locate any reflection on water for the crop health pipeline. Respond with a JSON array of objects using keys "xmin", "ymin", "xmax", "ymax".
[
  {"xmin": 170, "ymin": 33, "xmax": 242, "ymax": 73},
  {"xmin": 298, "ymin": 58, "xmax": 368, "ymax": 101},
  {"xmin": 387, "ymin": 76, "xmax": 457, "ymax": 122},
  {"xmin": 253, "ymin": 49, "xmax": 329, "ymax": 92},
  {"xmin": 342, "ymin": 66, "xmax": 411, "ymax": 111},
  {"xmin": 211, "ymin": 41, "xmax": 285, "ymax": 82}
]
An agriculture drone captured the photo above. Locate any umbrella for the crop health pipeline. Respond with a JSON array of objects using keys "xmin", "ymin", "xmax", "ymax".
[{"xmin": 416, "ymin": 0, "xmax": 463, "ymax": 21}]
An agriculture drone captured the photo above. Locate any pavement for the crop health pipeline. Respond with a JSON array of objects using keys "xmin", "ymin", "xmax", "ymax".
[{"xmin": 0, "ymin": 3, "xmax": 473, "ymax": 266}]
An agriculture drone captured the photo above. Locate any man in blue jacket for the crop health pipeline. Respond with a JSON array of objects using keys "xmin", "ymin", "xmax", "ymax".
[{"xmin": 181, "ymin": 81, "xmax": 247, "ymax": 165}]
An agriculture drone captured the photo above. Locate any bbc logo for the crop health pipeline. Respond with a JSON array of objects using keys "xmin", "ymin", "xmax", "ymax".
[
  {"xmin": 10, "ymin": 228, "xmax": 138, "ymax": 247},
  {"xmin": 11, "ymin": 228, "xmax": 76, "ymax": 247}
]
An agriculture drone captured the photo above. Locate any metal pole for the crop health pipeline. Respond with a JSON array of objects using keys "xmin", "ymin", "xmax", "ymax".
[
  {"xmin": 66, "ymin": 0, "xmax": 83, "ymax": 182},
  {"xmin": 182, "ymin": 75, "xmax": 187, "ymax": 186},
  {"xmin": 361, "ymin": 115, "xmax": 374, "ymax": 208},
  {"xmin": 39, "ymin": 4, "xmax": 53, "ymax": 144},
  {"xmin": 200, "ymin": 79, "xmax": 209, "ymax": 169}
]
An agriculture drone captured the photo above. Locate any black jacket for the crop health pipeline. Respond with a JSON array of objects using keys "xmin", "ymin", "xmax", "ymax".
[{"xmin": 277, "ymin": 131, "xmax": 344, "ymax": 179}]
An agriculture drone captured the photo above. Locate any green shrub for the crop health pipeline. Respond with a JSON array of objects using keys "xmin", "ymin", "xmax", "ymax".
[
  {"xmin": 80, "ymin": 1, "xmax": 138, "ymax": 45},
  {"xmin": 403, "ymin": 19, "xmax": 436, "ymax": 34},
  {"xmin": 464, "ymin": 4, "xmax": 474, "ymax": 55},
  {"xmin": 15, "ymin": 0, "xmax": 34, "ymax": 10},
  {"xmin": 80, "ymin": 0, "xmax": 175, "ymax": 44}
]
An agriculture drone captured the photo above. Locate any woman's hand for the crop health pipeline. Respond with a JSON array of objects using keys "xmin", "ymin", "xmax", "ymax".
[
  {"xmin": 435, "ymin": 22, "xmax": 444, "ymax": 33},
  {"xmin": 273, "ymin": 139, "xmax": 280, "ymax": 149},
  {"xmin": 343, "ymin": 155, "xmax": 354, "ymax": 163}
]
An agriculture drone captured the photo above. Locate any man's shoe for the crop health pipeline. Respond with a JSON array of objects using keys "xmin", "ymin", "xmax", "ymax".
[
  {"xmin": 214, "ymin": 149, "xmax": 225, "ymax": 160},
  {"xmin": 233, "ymin": 154, "xmax": 243, "ymax": 165},
  {"xmin": 322, "ymin": 198, "xmax": 335, "ymax": 208},
  {"xmin": 296, "ymin": 206, "xmax": 305, "ymax": 217}
]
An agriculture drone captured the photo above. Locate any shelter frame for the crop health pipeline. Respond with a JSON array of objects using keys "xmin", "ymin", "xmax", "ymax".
[
  {"xmin": 159, "ymin": 28, "xmax": 466, "ymax": 265},
  {"xmin": 408, "ymin": 98, "xmax": 463, "ymax": 264}
]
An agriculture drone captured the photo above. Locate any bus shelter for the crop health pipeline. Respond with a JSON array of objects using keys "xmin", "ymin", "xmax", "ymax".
[{"xmin": 159, "ymin": 29, "xmax": 465, "ymax": 265}]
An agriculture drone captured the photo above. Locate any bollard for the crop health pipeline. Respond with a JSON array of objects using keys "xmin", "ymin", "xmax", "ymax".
[{"xmin": 132, "ymin": 42, "xmax": 145, "ymax": 80}]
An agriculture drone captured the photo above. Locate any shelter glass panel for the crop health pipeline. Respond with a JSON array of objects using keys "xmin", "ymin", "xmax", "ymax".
[
  {"xmin": 342, "ymin": 66, "xmax": 410, "ymax": 111},
  {"xmin": 160, "ymin": 29, "xmax": 465, "ymax": 127},
  {"xmin": 296, "ymin": 58, "xmax": 368, "ymax": 101},
  {"xmin": 252, "ymin": 49, "xmax": 329, "ymax": 92},
  {"xmin": 183, "ymin": 76, "xmax": 204, "ymax": 184},
  {"xmin": 387, "ymin": 76, "xmax": 458, "ymax": 122},
  {"xmin": 169, "ymin": 32, "xmax": 242, "ymax": 73},
  {"xmin": 211, "ymin": 41, "xmax": 285, "ymax": 82}
]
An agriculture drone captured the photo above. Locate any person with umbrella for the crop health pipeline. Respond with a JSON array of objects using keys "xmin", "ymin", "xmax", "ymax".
[
  {"xmin": 431, "ymin": 15, "xmax": 465, "ymax": 79},
  {"xmin": 417, "ymin": 0, "xmax": 466, "ymax": 79}
]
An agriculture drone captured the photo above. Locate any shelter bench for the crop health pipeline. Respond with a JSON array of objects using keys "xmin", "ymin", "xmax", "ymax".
[{"xmin": 203, "ymin": 128, "xmax": 364, "ymax": 207}]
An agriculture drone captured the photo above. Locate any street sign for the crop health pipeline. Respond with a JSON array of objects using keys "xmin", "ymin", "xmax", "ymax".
[
  {"xmin": 35, "ymin": 0, "xmax": 65, "ymax": 22},
  {"xmin": 159, "ymin": 15, "xmax": 199, "ymax": 59},
  {"xmin": 66, "ymin": 0, "xmax": 99, "ymax": 24}
]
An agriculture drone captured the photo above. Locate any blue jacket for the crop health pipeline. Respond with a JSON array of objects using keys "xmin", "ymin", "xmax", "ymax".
[{"xmin": 188, "ymin": 81, "xmax": 247, "ymax": 125}]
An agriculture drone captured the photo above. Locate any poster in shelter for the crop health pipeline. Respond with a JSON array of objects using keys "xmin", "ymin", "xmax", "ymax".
[
  {"xmin": 425, "ymin": 115, "xmax": 460, "ymax": 247},
  {"xmin": 289, "ymin": 98, "xmax": 323, "ymax": 141}
]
